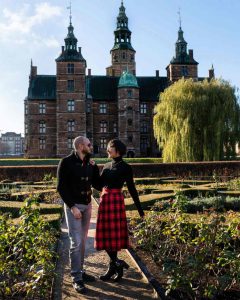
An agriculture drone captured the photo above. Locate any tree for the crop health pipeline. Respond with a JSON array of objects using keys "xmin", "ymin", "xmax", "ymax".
[{"xmin": 153, "ymin": 78, "xmax": 240, "ymax": 162}]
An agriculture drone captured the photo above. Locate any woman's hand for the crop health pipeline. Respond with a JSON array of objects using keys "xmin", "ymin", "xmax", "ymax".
[{"xmin": 90, "ymin": 160, "xmax": 96, "ymax": 166}]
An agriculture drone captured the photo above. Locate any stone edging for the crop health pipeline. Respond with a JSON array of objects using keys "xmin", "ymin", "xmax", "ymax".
[{"xmin": 126, "ymin": 248, "xmax": 166, "ymax": 300}]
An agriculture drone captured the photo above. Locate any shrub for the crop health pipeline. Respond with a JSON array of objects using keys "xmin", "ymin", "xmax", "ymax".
[
  {"xmin": 134, "ymin": 204, "xmax": 240, "ymax": 299},
  {"xmin": 0, "ymin": 197, "xmax": 59, "ymax": 298}
]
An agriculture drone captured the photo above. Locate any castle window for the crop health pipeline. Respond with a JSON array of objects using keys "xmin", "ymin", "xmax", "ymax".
[
  {"xmin": 25, "ymin": 103, "xmax": 28, "ymax": 115},
  {"xmin": 100, "ymin": 121, "xmax": 107, "ymax": 133},
  {"xmin": 67, "ymin": 63, "xmax": 74, "ymax": 74},
  {"xmin": 113, "ymin": 122, "xmax": 117, "ymax": 133},
  {"xmin": 128, "ymin": 119, "xmax": 132, "ymax": 126},
  {"xmin": 122, "ymin": 52, "xmax": 126, "ymax": 59},
  {"xmin": 140, "ymin": 121, "xmax": 148, "ymax": 133},
  {"xmin": 127, "ymin": 90, "xmax": 132, "ymax": 98},
  {"xmin": 67, "ymin": 120, "xmax": 75, "ymax": 132},
  {"xmin": 39, "ymin": 138, "xmax": 46, "ymax": 150},
  {"xmin": 67, "ymin": 80, "xmax": 74, "ymax": 92},
  {"xmin": 140, "ymin": 103, "xmax": 147, "ymax": 114},
  {"xmin": 100, "ymin": 138, "xmax": 107, "ymax": 149},
  {"xmin": 140, "ymin": 137, "xmax": 148, "ymax": 151},
  {"xmin": 181, "ymin": 66, "xmax": 188, "ymax": 76},
  {"xmin": 39, "ymin": 103, "xmax": 46, "ymax": 114},
  {"xmin": 128, "ymin": 136, "xmax": 133, "ymax": 142},
  {"xmin": 99, "ymin": 103, "xmax": 107, "ymax": 114},
  {"xmin": 25, "ymin": 123, "xmax": 28, "ymax": 134},
  {"xmin": 86, "ymin": 102, "xmax": 91, "ymax": 113},
  {"xmin": 68, "ymin": 100, "xmax": 75, "ymax": 112},
  {"xmin": 39, "ymin": 121, "xmax": 46, "ymax": 134},
  {"xmin": 67, "ymin": 137, "xmax": 74, "ymax": 149}
]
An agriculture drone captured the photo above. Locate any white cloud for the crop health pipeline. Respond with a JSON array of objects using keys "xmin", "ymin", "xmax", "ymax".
[{"xmin": 0, "ymin": 2, "xmax": 62, "ymax": 46}]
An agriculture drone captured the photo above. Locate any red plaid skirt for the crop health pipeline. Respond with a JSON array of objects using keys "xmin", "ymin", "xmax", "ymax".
[{"xmin": 95, "ymin": 188, "xmax": 129, "ymax": 251}]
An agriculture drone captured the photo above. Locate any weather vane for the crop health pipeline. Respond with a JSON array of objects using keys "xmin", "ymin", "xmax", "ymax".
[
  {"xmin": 67, "ymin": 0, "xmax": 72, "ymax": 24},
  {"xmin": 177, "ymin": 8, "xmax": 182, "ymax": 28}
]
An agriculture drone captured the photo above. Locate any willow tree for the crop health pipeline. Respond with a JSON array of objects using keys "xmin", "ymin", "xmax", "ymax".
[{"xmin": 153, "ymin": 78, "xmax": 240, "ymax": 162}]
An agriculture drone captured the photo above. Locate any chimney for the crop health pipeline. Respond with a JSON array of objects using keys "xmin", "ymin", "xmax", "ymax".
[
  {"xmin": 61, "ymin": 46, "xmax": 64, "ymax": 53},
  {"xmin": 88, "ymin": 69, "xmax": 92, "ymax": 76},
  {"xmin": 209, "ymin": 65, "xmax": 215, "ymax": 79},
  {"xmin": 189, "ymin": 49, "xmax": 193, "ymax": 60},
  {"xmin": 156, "ymin": 70, "xmax": 159, "ymax": 78},
  {"xmin": 78, "ymin": 47, "xmax": 81, "ymax": 54}
]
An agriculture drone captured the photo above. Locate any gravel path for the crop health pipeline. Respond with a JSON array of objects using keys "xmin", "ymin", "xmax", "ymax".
[{"xmin": 52, "ymin": 200, "xmax": 157, "ymax": 299}]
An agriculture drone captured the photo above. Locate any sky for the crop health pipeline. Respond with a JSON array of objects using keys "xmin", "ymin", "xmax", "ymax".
[{"xmin": 0, "ymin": 0, "xmax": 239, "ymax": 135}]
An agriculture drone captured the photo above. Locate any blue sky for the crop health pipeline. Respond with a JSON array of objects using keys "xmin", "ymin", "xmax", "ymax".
[{"xmin": 0, "ymin": 0, "xmax": 239, "ymax": 135}]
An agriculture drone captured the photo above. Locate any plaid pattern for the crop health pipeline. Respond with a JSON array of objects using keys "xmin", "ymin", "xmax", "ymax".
[{"xmin": 95, "ymin": 188, "xmax": 129, "ymax": 251}]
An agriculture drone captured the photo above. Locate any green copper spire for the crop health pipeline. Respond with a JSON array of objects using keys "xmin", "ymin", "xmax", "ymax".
[
  {"xmin": 56, "ymin": 3, "xmax": 85, "ymax": 62},
  {"xmin": 112, "ymin": 1, "xmax": 135, "ymax": 51},
  {"xmin": 118, "ymin": 69, "xmax": 139, "ymax": 88},
  {"xmin": 170, "ymin": 11, "xmax": 198, "ymax": 65}
]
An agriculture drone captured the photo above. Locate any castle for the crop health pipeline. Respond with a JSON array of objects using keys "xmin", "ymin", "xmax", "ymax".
[{"xmin": 24, "ymin": 1, "xmax": 214, "ymax": 158}]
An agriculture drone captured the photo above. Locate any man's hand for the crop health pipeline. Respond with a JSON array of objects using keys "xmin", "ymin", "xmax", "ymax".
[{"xmin": 71, "ymin": 206, "xmax": 82, "ymax": 219}]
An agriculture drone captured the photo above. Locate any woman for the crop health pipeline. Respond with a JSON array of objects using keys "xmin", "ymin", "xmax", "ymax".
[{"xmin": 95, "ymin": 139, "xmax": 144, "ymax": 281}]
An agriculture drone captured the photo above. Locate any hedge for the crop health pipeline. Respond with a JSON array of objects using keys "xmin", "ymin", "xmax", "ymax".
[
  {"xmin": 153, "ymin": 196, "xmax": 240, "ymax": 213},
  {"xmin": 0, "ymin": 201, "xmax": 63, "ymax": 218}
]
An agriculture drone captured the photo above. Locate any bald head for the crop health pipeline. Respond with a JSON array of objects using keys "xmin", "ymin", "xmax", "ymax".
[
  {"xmin": 73, "ymin": 136, "xmax": 87, "ymax": 151},
  {"xmin": 73, "ymin": 136, "xmax": 92, "ymax": 158}
]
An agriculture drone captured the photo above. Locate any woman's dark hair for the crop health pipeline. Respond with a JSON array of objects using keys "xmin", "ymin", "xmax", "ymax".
[{"xmin": 108, "ymin": 139, "xmax": 126, "ymax": 156}]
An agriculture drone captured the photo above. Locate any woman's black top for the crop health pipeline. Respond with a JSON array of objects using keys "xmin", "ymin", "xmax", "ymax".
[{"xmin": 101, "ymin": 156, "xmax": 144, "ymax": 217}]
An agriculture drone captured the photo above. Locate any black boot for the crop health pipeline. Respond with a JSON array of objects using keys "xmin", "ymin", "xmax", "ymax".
[
  {"xmin": 99, "ymin": 261, "xmax": 117, "ymax": 281},
  {"xmin": 113, "ymin": 260, "xmax": 130, "ymax": 281}
]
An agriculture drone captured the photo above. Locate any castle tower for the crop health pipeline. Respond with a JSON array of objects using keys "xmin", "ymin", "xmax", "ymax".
[
  {"xmin": 118, "ymin": 70, "xmax": 140, "ymax": 157},
  {"xmin": 55, "ymin": 11, "xmax": 87, "ymax": 157},
  {"xmin": 166, "ymin": 21, "xmax": 198, "ymax": 82},
  {"xmin": 106, "ymin": 1, "xmax": 136, "ymax": 76}
]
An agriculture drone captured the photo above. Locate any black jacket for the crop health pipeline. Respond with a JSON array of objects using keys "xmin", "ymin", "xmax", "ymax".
[{"xmin": 57, "ymin": 151, "xmax": 101, "ymax": 208}]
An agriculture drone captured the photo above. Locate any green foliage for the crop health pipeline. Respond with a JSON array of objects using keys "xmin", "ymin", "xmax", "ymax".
[
  {"xmin": 153, "ymin": 78, "xmax": 240, "ymax": 162},
  {"xmin": 135, "ymin": 203, "xmax": 240, "ymax": 299},
  {"xmin": 153, "ymin": 195, "xmax": 240, "ymax": 213},
  {"xmin": 42, "ymin": 173, "xmax": 56, "ymax": 183},
  {"xmin": 227, "ymin": 177, "xmax": 240, "ymax": 191},
  {"xmin": 0, "ymin": 197, "xmax": 58, "ymax": 298}
]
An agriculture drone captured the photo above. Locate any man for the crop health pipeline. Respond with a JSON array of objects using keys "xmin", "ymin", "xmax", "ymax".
[{"xmin": 57, "ymin": 136, "xmax": 101, "ymax": 294}]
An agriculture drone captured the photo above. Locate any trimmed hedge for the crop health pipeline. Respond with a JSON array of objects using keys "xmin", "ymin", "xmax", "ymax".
[
  {"xmin": 153, "ymin": 196, "xmax": 240, "ymax": 213},
  {"xmin": 0, "ymin": 157, "xmax": 163, "ymax": 166},
  {"xmin": 10, "ymin": 189, "xmax": 57, "ymax": 202},
  {"xmin": 125, "ymin": 193, "xmax": 174, "ymax": 210},
  {"xmin": 0, "ymin": 201, "xmax": 63, "ymax": 218},
  {"xmin": 1, "ymin": 161, "xmax": 240, "ymax": 181}
]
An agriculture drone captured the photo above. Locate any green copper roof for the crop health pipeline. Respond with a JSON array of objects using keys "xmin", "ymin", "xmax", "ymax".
[{"xmin": 118, "ymin": 70, "xmax": 139, "ymax": 88}]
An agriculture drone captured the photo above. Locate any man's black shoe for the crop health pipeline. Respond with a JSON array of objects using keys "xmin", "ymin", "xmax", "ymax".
[
  {"xmin": 73, "ymin": 280, "xmax": 86, "ymax": 293},
  {"xmin": 82, "ymin": 272, "xmax": 96, "ymax": 282}
]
